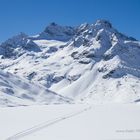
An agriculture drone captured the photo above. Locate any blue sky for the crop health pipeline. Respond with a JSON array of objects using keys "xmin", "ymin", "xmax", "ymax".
[{"xmin": 0, "ymin": 0, "xmax": 140, "ymax": 43}]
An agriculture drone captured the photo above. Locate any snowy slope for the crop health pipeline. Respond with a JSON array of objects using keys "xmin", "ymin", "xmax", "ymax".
[
  {"xmin": 0, "ymin": 104, "xmax": 140, "ymax": 140},
  {"xmin": 0, "ymin": 19, "xmax": 140, "ymax": 104},
  {"xmin": 0, "ymin": 70, "xmax": 70, "ymax": 107}
]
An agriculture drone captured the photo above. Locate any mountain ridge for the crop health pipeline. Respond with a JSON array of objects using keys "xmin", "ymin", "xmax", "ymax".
[{"xmin": 0, "ymin": 19, "xmax": 140, "ymax": 106}]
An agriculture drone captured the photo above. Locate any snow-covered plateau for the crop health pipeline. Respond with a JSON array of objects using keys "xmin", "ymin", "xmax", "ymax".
[
  {"xmin": 0, "ymin": 19, "xmax": 140, "ymax": 140},
  {"xmin": 0, "ymin": 104, "xmax": 140, "ymax": 140}
]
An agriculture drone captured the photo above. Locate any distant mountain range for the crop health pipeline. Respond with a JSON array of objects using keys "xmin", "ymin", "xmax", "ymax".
[{"xmin": 0, "ymin": 19, "xmax": 140, "ymax": 106}]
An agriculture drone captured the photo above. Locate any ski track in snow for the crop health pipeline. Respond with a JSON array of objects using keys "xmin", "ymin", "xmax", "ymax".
[{"xmin": 6, "ymin": 106, "xmax": 92, "ymax": 140}]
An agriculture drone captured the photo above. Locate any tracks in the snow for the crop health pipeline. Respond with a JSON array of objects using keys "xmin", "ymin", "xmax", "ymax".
[{"xmin": 6, "ymin": 106, "xmax": 92, "ymax": 140}]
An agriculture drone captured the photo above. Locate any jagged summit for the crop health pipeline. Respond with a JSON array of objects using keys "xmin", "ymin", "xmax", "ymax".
[
  {"xmin": 44, "ymin": 22, "xmax": 75, "ymax": 34},
  {"xmin": 29, "ymin": 20, "xmax": 115, "ymax": 42},
  {"xmin": 94, "ymin": 19, "xmax": 112, "ymax": 28},
  {"xmin": 33, "ymin": 22, "xmax": 76, "ymax": 41}
]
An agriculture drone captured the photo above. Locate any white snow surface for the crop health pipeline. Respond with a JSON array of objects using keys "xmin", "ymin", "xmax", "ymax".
[
  {"xmin": 0, "ymin": 70, "xmax": 70, "ymax": 107},
  {"xmin": 0, "ymin": 103, "xmax": 140, "ymax": 140}
]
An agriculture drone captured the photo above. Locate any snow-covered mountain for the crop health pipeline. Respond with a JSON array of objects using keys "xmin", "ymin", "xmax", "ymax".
[{"xmin": 0, "ymin": 19, "xmax": 140, "ymax": 105}]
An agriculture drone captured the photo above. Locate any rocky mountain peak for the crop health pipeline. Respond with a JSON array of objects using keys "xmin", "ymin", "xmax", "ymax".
[{"xmin": 94, "ymin": 19, "xmax": 112, "ymax": 29}]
